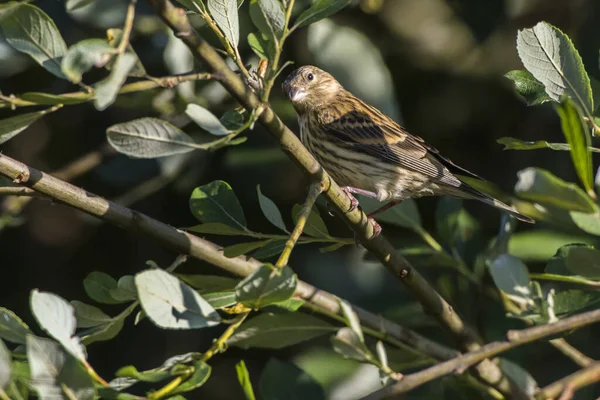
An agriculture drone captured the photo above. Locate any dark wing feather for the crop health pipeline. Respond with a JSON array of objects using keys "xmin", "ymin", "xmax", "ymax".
[{"xmin": 320, "ymin": 99, "xmax": 482, "ymax": 188}]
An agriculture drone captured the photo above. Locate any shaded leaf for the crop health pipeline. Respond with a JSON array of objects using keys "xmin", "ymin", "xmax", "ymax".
[
  {"xmin": 488, "ymin": 254, "xmax": 532, "ymax": 302},
  {"xmin": 65, "ymin": 0, "xmax": 96, "ymax": 12},
  {"xmin": 61, "ymin": 39, "xmax": 113, "ymax": 83},
  {"xmin": 223, "ymin": 240, "xmax": 272, "ymax": 258},
  {"xmin": 0, "ymin": 4, "xmax": 67, "ymax": 78},
  {"xmin": 331, "ymin": 327, "xmax": 372, "ymax": 363},
  {"xmin": 228, "ymin": 312, "xmax": 335, "ymax": 349},
  {"xmin": 252, "ymin": 240, "xmax": 286, "ymax": 260},
  {"xmin": 508, "ymin": 230, "xmax": 595, "ymax": 262},
  {"xmin": 292, "ymin": 204, "xmax": 329, "ymax": 238},
  {"xmin": 71, "ymin": 301, "xmax": 112, "ymax": 328},
  {"xmin": 435, "ymin": 197, "xmax": 479, "ymax": 248},
  {"xmin": 552, "ymin": 290, "xmax": 600, "ymax": 315},
  {"xmin": 189, "ymin": 180, "xmax": 247, "ymax": 229},
  {"xmin": 259, "ymin": 359, "xmax": 326, "ymax": 400},
  {"xmin": 186, "ymin": 104, "xmax": 230, "ymax": 136},
  {"xmin": 498, "ymin": 137, "xmax": 600, "ymax": 153},
  {"xmin": 107, "ymin": 117, "xmax": 198, "ymax": 158},
  {"xmin": 83, "ymin": 271, "xmax": 129, "ymax": 305},
  {"xmin": 515, "ymin": 167, "xmax": 597, "ymax": 213},
  {"xmin": 564, "ymin": 246, "xmax": 600, "ymax": 279},
  {"xmin": 499, "ymin": 359, "xmax": 537, "ymax": 396},
  {"xmin": 257, "ymin": 185, "xmax": 287, "ymax": 232},
  {"xmin": 177, "ymin": 274, "xmax": 239, "ymax": 292},
  {"xmin": 570, "ymin": 211, "xmax": 600, "ymax": 236},
  {"xmin": 170, "ymin": 360, "xmax": 211, "ymax": 394},
  {"xmin": 135, "ymin": 269, "xmax": 221, "ymax": 329},
  {"xmin": 187, "ymin": 222, "xmax": 249, "ymax": 236},
  {"xmin": 235, "ymin": 265, "xmax": 297, "ymax": 309},
  {"xmin": 295, "ymin": 0, "xmax": 351, "ymax": 28},
  {"xmin": 236, "ymin": 360, "xmax": 257, "ymax": 400},
  {"xmin": 207, "ymin": 0, "xmax": 239, "ymax": 47},
  {"xmin": 0, "ymin": 106, "xmax": 60, "ymax": 145},
  {"xmin": 94, "ymin": 52, "xmax": 136, "ymax": 110},
  {"xmin": 220, "ymin": 109, "xmax": 245, "ymax": 130},
  {"xmin": 504, "ymin": 70, "xmax": 551, "ymax": 106},
  {"xmin": 0, "ymin": 308, "xmax": 31, "ymax": 344},
  {"xmin": 247, "ymin": 32, "xmax": 272, "ymax": 60},
  {"xmin": 358, "ymin": 195, "xmax": 420, "ymax": 229}
]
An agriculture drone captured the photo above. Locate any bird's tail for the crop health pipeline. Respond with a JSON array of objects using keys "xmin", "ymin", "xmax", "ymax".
[{"xmin": 454, "ymin": 183, "xmax": 535, "ymax": 224}]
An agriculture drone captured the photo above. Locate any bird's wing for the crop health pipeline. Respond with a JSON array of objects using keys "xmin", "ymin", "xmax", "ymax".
[{"xmin": 321, "ymin": 101, "xmax": 483, "ymax": 188}]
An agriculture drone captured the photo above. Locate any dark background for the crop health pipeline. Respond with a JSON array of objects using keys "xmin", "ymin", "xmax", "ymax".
[{"xmin": 1, "ymin": 0, "xmax": 600, "ymax": 398}]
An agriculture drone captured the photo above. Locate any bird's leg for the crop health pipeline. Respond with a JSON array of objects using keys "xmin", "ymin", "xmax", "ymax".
[
  {"xmin": 367, "ymin": 200, "xmax": 403, "ymax": 219},
  {"xmin": 340, "ymin": 186, "xmax": 377, "ymax": 212}
]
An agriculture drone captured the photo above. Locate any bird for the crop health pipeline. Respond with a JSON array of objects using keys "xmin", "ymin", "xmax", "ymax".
[{"xmin": 281, "ymin": 65, "xmax": 534, "ymax": 236}]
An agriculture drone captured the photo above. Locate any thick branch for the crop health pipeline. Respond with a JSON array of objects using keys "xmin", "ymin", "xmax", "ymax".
[
  {"xmin": 144, "ymin": 0, "xmax": 520, "ymax": 395},
  {"xmin": 535, "ymin": 362, "xmax": 600, "ymax": 400},
  {"xmin": 0, "ymin": 152, "xmax": 456, "ymax": 363},
  {"xmin": 363, "ymin": 309, "xmax": 600, "ymax": 399}
]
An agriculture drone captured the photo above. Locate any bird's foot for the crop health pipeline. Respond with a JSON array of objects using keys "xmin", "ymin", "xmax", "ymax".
[
  {"xmin": 340, "ymin": 187, "xmax": 361, "ymax": 212},
  {"xmin": 353, "ymin": 217, "xmax": 382, "ymax": 246}
]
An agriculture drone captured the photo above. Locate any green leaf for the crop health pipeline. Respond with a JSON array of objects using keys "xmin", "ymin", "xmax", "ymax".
[
  {"xmin": 228, "ymin": 312, "xmax": 335, "ymax": 349},
  {"xmin": 223, "ymin": 240, "xmax": 273, "ymax": 258},
  {"xmin": 177, "ymin": 274, "xmax": 239, "ymax": 292},
  {"xmin": 271, "ymin": 298, "xmax": 305, "ymax": 312},
  {"xmin": 0, "ymin": 308, "xmax": 31, "ymax": 344},
  {"xmin": 106, "ymin": 28, "xmax": 147, "ymax": 78},
  {"xmin": 488, "ymin": 254, "xmax": 532, "ymax": 304},
  {"xmin": 189, "ymin": 180, "xmax": 247, "ymax": 229},
  {"xmin": 20, "ymin": 92, "xmax": 91, "ymax": 105},
  {"xmin": 185, "ymin": 104, "xmax": 230, "ymax": 136},
  {"xmin": 556, "ymin": 98, "xmax": 594, "ymax": 195},
  {"xmin": 257, "ymin": 185, "xmax": 288, "ymax": 232},
  {"xmin": 0, "ymin": 339, "xmax": 10, "ymax": 389},
  {"xmin": 26, "ymin": 335, "xmax": 95, "ymax": 400},
  {"xmin": 247, "ymin": 32, "xmax": 272, "ymax": 60},
  {"xmin": 116, "ymin": 352, "xmax": 198, "ymax": 385},
  {"xmin": 135, "ymin": 269, "xmax": 221, "ymax": 329},
  {"xmin": 563, "ymin": 246, "xmax": 600, "ymax": 279},
  {"xmin": 504, "ymin": 70, "xmax": 551, "ymax": 106},
  {"xmin": 207, "ymin": 0, "xmax": 239, "ymax": 47},
  {"xmin": 220, "ymin": 109, "xmax": 245, "ymax": 130},
  {"xmin": 235, "ymin": 265, "xmax": 297, "ymax": 309},
  {"xmin": 292, "ymin": 204, "xmax": 329, "ymax": 238},
  {"xmin": 517, "ymin": 22, "xmax": 593, "ymax": 116},
  {"xmin": 249, "ymin": 0, "xmax": 285, "ymax": 42},
  {"xmin": 110, "ymin": 275, "xmax": 137, "ymax": 302},
  {"xmin": 0, "ymin": 4, "xmax": 67, "ymax": 79},
  {"xmin": 319, "ymin": 242, "xmax": 347, "ymax": 253},
  {"xmin": 94, "ymin": 52, "xmax": 136, "ymax": 111},
  {"xmin": 61, "ymin": 39, "xmax": 113, "ymax": 83},
  {"xmin": 65, "ymin": 0, "xmax": 96, "ymax": 12},
  {"xmin": 339, "ymin": 300, "xmax": 364, "ymax": 343},
  {"xmin": 0, "ymin": 106, "xmax": 61, "ymax": 145},
  {"xmin": 203, "ymin": 291, "xmax": 237, "ymax": 309},
  {"xmin": 107, "ymin": 117, "xmax": 198, "ymax": 158},
  {"xmin": 515, "ymin": 167, "xmax": 597, "ymax": 213},
  {"xmin": 497, "ymin": 137, "xmax": 600, "ymax": 153},
  {"xmin": 499, "ymin": 359, "xmax": 537, "ymax": 396},
  {"xmin": 508, "ymin": 230, "xmax": 595, "ymax": 262},
  {"xmin": 553, "ymin": 290, "xmax": 600, "ymax": 316},
  {"xmin": 570, "ymin": 211, "xmax": 600, "ymax": 236},
  {"xmin": 252, "ymin": 240, "xmax": 286, "ymax": 260},
  {"xmin": 187, "ymin": 222, "xmax": 249, "ymax": 236},
  {"xmin": 170, "ymin": 360, "xmax": 211, "ymax": 394},
  {"xmin": 357, "ymin": 195, "xmax": 421, "ymax": 229},
  {"xmin": 259, "ymin": 359, "xmax": 326, "ymax": 400},
  {"xmin": 236, "ymin": 360, "xmax": 257, "ymax": 400},
  {"xmin": 435, "ymin": 197, "xmax": 479, "ymax": 248},
  {"xmin": 294, "ymin": 0, "xmax": 351, "ymax": 28},
  {"xmin": 30, "ymin": 290, "xmax": 86, "ymax": 361},
  {"xmin": 71, "ymin": 301, "xmax": 112, "ymax": 328},
  {"xmin": 331, "ymin": 327, "xmax": 373, "ymax": 363},
  {"xmin": 83, "ymin": 271, "xmax": 129, "ymax": 304}
]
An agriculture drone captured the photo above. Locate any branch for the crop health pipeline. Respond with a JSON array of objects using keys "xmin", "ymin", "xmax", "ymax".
[
  {"xmin": 0, "ymin": 152, "xmax": 457, "ymax": 364},
  {"xmin": 535, "ymin": 362, "xmax": 600, "ymax": 400},
  {"xmin": 362, "ymin": 309, "xmax": 600, "ymax": 399},
  {"xmin": 144, "ymin": 0, "xmax": 519, "ymax": 395}
]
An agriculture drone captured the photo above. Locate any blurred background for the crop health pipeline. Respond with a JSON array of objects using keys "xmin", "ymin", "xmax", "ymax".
[{"xmin": 1, "ymin": 0, "xmax": 600, "ymax": 398}]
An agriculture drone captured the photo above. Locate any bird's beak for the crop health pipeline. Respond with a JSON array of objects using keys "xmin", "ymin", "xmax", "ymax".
[{"xmin": 288, "ymin": 86, "xmax": 306, "ymax": 103}]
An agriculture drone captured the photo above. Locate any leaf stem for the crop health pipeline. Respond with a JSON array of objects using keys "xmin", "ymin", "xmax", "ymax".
[
  {"xmin": 116, "ymin": 0, "xmax": 138, "ymax": 56},
  {"xmin": 530, "ymin": 273, "xmax": 600, "ymax": 288}
]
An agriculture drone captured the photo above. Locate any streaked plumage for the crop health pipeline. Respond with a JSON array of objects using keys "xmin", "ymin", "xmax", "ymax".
[{"xmin": 282, "ymin": 65, "xmax": 534, "ymax": 227}]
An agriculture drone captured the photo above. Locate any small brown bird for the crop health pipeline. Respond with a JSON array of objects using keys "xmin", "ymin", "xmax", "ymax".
[{"xmin": 282, "ymin": 65, "xmax": 534, "ymax": 235}]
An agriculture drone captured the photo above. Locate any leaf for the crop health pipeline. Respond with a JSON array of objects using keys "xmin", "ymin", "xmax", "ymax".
[
  {"xmin": 30, "ymin": 290, "xmax": 86, "ymax": 361},
  {"xmin": 61, "ymin": 39, "xmax": 113, "ymax": 83},
  {"xmin": 236, "ymin": 360, "xmax": 257, "ymax": 400},
  {"xmin": 0, "ymin": 308, "xmax": 31, "ymax": 344},
  {"xmin": 83, "ymin": 271, "xmax": 130, "ymax": 304},
  {"xmin": 252, "ymin": 240, "xmax": 286, "ymax": 260},
  {"xmin": 0, "ymin": 339, "xmax": 10, "ymax": 389},
  {"xmin": 247, "ymin": 32, "xmax": 272, "ymax": 60},
  {"xmin": 570, "ymin": 211, "xmax": 600, "ymax": 236},
  {"xmin": 488, "ymin": 254, "xmax": 532, "ymax": 302},
  {"xmin": 110, "ymin": 275, "xmax": 138, "ymax": 302},
  {"xmin": 508, "ymin": 230, "xmax": 595, "ymax": 262},
  {"xmin": 107, "ymin": 117, "xmax": 198, "ymax": 158},
  {"xmin": 94, "ymin": 52, "xmax": 136, "ymax": 110},
  {"xmin": 435, "ymin": 197, "xmax": 479, "ymax": 248},
  {"xmin": 504, "ymin": 70, "xmax": 551, "ymax": 106},
  {"xmin": 517, "ymin": 22, "xmax": 593, "ymax": 116},
  {"xmin": 514, "ymin": 167, "xmax": 598, "ymax": 213},
  {"xmin": 0, "ymin": 4, "xmax": 68, "ymax": 79},
  {"xmin": 295, "ymin": 0, "xmax": 352, "ymax": 28},
  {"xmin": 203, "ymin": 291, "xmax": 237, "ymax": 309},
  {"xmin": 163, "ymin": 30, "xmax": 194, "ymax": 100},
  {"xmin": 0, "ymin": 106, "xmax": 60, "ymax": 145},
  {"xmin": 170, "ymin": 360, "xmax": 211, "ymax": 394},
  {"xmin": 292, "ymin": 204, "xmax": 329, "ymax": 238},
  {"xmin": 26, "ymin": 335, "xmax": 95, "ymax": 400},
  {"xmin": 20, "ymin": 92, "xmax": 91, "ymax": 105},
  {"xmin": 185, "ymin": 104, "xmax": 230, "ymax": 136},
  {"xmin": 106, "ymin": 28, "xmax": 147, "ymax": 78},
  {"xmin": 257, "ymin": 185, "xmax": 288, "ymax": 232},
  {"xmin": 497, "ymin": 137, "xmax": 600, "ymax": 153},
  {"xmin": 116, "ymin": 352, "xmax": 198, "ymax": 384},
  {"xmin": 499, "ymin": 359, "xmax": 537, "ymax": 396},
  {"xmin": 220, "ymin": 109, "xmax": 245, "ymax": 130},
  {"xmin": 65, "ymin": 0, "xmax": 96, "ymax": 12},
  {"xmin": 339, "ymin": 300, "xmax": 364, "ymax": 343},
  {"xmin": 564, "ymin": 246, "xmax": 600, "ymax": 279},
  {"xmin": 235, "ymin": 265, "xmax": 297, "ymax": 309},
  {"xmin": 207, "ymin": 0, "xmax": 239, "ymax": 47},
  {"xmin": 228, "ymin": 312, "xmax": 335, "ymax": 349},
  {"xmin": 357, "ymin": 195, "xmax": 421, "ymax": 229},
  {"xmin": 249, "ymin": 0, "xmax": 285, "ymax": 41},
  {"xmin": 177, "ymin": 274, "xmax": 239, "ymax": 292},
  {"xmin": 189, "ymin": 180, "xmax": 247, "ymax": 229},
  {"xmin": 271, "ymin": 298, "xmax": 305, "ymax": 312},
  {"xmin": 556, "ymin": 98, "xmax": 594, "ymax": 195},
  {"xmin": 331, "ymin": 327, "xmax": 373, "ymax": 363},
  {"xmin": 71, "ymin": 301, "xmax": 112, "ymax": 328},
  {"xmin": 553, "ymin": 290, "xmax": 600, "ymax": 316},
  {"xmin": 223, "ymin": 240, "xmax": 273, "ymax": 258},
  {"xmin": 187, "ymin": 222, "xmax": 249, "ymax": 236},
  {"xmin": 259, "ymin": 359, "xmax": 326, "ymax": 400},
  {"xmin": 135, "ymin": 269, "xmax": 221, "ymax": 329}
]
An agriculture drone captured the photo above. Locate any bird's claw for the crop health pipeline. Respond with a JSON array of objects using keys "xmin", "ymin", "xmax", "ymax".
[
  {"xmin": 353, "ymin": 217, "xmax": 382, "ymax": 246},
  {"xmin": 340, "ymin": 187, "xmax": 359, "ymax": 212},
  {"xmin": 244, "ymin": 68, "xmax": 264, "ymax": 93}
]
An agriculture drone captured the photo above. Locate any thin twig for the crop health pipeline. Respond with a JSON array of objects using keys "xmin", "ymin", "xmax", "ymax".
[
  {"xmin": 535, "ymin": 362, "xmax": 600, "ymax": 400},
  {"xmin": 362, "ymin": 309, "xmax": 600, "ymax": 399},
  {"xmin": 116, "ymin": 0, "xmax": 138, "ymax": 55},
  {"xmin": 548, "ymin": 338, "xmax": 594, "ymax": 368},
  {"xmin": 0, "ymin": 187, "xmax": 41, "ymax": 197}
]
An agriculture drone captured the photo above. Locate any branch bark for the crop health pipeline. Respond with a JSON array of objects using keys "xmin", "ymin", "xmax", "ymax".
[
  {"xmin": 362, "ymin": 309, "xmax": 600, "ymax": 399},
  {"xmin": 0, "ymin": 152, "xmax": 456, "ymax": 363},
  {"xmin": 144, "ymin": 0, "xmax": 521, "ymax": 396},
  {"xmin": 535, "ymin": 362, "xmax": 600, "ymax": 400}
]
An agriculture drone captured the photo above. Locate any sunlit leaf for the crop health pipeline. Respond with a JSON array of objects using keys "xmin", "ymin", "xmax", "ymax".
[
  {"xmin": 498, "ymin": 137, "xmax": 600, "ymax": 153},
  {"xmin": 236, "ymin": 360, "xmax": 257, "ymax": 400},
  {"xmin": 235, "ymin": 265, "xmax": 296, "ymax": 309},
  {"xmin": 61, "ymin": 39, "xmax": 113, "ymax": 83},
  {"xmin": 106, "ymin": 28, "xmax": 147, "ymax": 78},
  {"xmin": 499, "ymin": 359, "xmax": 537, "ymax": 396},
  {"xmin": 0, "ymin": 308, "xmax": 31, "ymax": 344},
  {"xmin": 504, "ymin": 70, "xmax": 551, "ymax": 106},
  {"xmin": 292, "ymin": 204, "xmax": 329, "ymax": 238},
  {"xmin": 488, "ymin": 254, "xmax": 532, "ymax": 302},
  {"xmin": 186, "ymin": 104, "xmax": 230, "ymax": 136},
  {"xmin": 247, "ymin": 32, "xmax": 272, "ymax": 60},
  {"xmin": 207, "ymin": 0, "xmax": 239, "ymax": 47}
]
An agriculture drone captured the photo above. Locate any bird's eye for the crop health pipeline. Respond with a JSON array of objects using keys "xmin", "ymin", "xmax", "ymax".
[{"xmin": 307, "ymin": 73, "xmax": 314, "ymax": 81}]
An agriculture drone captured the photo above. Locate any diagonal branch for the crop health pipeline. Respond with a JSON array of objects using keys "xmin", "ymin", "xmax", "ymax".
[
  {"xmin": 362, "ymin": 309, "xmax": 600, "ymax": 399},
  {"xmin": 0, "ymin": 152, "xmax": 457, "ymax": 363},
  {"xmin": 144, "ymin": 0, "xmax": 521, "ymax": 396},
  {"xmin": 535, "ymin": 362, "xmax": 600, "ymax": 400}
]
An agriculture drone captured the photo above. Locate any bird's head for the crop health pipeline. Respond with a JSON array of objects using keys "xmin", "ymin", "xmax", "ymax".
[{"xmin": 282, "ymin": 66, "xmax": 343, "ymax": 113}]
